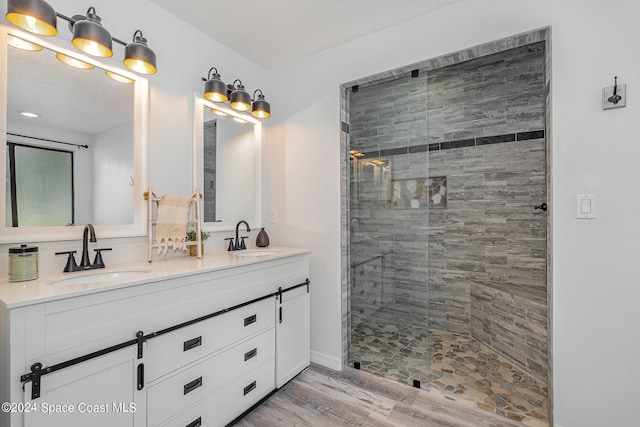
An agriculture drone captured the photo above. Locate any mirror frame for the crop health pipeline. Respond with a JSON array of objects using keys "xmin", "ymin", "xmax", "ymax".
[
  {"xmin": 0, "ymin": 25, "xmax": 148, "ymax": 243},
  {"xmin": 192, "ymin": 94, "xmax": 262, "ymax": 232}
]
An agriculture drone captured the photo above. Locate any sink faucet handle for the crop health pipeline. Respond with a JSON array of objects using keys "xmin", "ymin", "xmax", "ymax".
[
  {"xmin": 93, "ymin": 248, "xmax": 112, "ymax": 268},
  {"xmin": 224, "ymin": 237, "xmax": 234, "ymax": 251},
  {"xmin": 55, "ymin": 251, "xmax": 78, "ymax": 273}
]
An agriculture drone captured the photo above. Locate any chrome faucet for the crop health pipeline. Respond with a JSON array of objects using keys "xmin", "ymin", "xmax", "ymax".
[
  {"xmin": 225, "ymin": 220, "xmax": 251, "ymax": 251},
  {"xmin": 55, "ymin": 224, "xmax": 112, "ymax": 272}
]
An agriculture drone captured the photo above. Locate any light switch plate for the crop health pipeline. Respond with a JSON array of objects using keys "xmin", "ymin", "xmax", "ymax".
[
  {"xmin": 602, "ymin": 84, "xmax": 626, "ymax": 110},
  {"xmin": 576, "ymin": 194, "xmax": 596, "ymax": 219},
  {"xmin": 270, "ymin": 209, "xmax": 278, "ymax": 224}
]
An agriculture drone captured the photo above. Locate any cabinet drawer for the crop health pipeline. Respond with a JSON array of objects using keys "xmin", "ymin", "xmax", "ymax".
[
  {"xmin": 160, "ymin": 359, "xmax": 275, "ymax": 427},
  {"xmin": 147, "ymin": 329, "xmax": 275, "ymax": 426},
  {"xmin": 146, "ymin": 297, "xmax": 275, "ymax": 381}
]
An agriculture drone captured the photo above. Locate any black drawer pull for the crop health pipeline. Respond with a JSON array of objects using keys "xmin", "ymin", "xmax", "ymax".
[
  {"xmin": 244, "ymin": 314, "xmax": 257, "ymax": 326},
  {"xmin": 137, "ymin": 363, "xmax": 144, "ymax": 391},
  {"xmin": 186, "ymin": 417, "xmax": 202, "ymax": 427},
  {"xmin": 244, "ymin": 348, "xmax": 258, "ymax": 361},
  {"xmin": 243, "ymin": 380, "xmax": 257, "ymax": 396},
  {"xmin": 183, "ymin": 336, "xmax": 202, "ymax": 352},
  {"xmin": 183, "ymin": 377, "xmax": 203, "ymax": 395}
]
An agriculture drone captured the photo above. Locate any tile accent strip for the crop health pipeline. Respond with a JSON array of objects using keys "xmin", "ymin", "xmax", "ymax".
[{"xmin": 357, "ymin": 130, "xmax": 545, "ymax": 157}]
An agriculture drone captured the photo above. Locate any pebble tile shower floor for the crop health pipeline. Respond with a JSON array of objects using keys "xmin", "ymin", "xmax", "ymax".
[{"xmin": 350, "ymin": 314, "xmax": 549, "ymax": 426}]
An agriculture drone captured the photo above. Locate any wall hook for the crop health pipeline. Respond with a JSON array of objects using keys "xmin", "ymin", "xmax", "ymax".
[
  {"xmin": 608, "ymin": 76, "xmax": 622, "ymax": 104},
  {"xmin": 603, "ymin": 76, "xmax": 626, "ymax": 110}
]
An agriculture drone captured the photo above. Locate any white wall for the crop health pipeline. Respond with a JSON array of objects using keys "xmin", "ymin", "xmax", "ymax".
[
  {"xmin": 216, "ymin": 119, "xmax": 255, "ymax": 222},
  {"xmin": 92, "ymin": 121, "xmax": 133, "ymax": 225},
  {"xmin": 266, "ymin": 1, "xmax": 640, "ymax": 426}
]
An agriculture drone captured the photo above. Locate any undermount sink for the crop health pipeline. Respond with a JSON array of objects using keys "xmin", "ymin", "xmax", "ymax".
[
  {"xmin": 233, "ymin": 250, "xmax": 280, "ymax": 257},
  {"xmin": 48, "ymin": 268, "xmax": 152, "ymax": 286}
]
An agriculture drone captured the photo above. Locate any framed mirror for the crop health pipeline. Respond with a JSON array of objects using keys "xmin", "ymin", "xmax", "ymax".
[
  {"xmin": 192, "ymin": 95, "xmax": 262, "ymax": 232},
  {"xmin": 0, "ymin": 25, "xmax": 148, "ymax": 243}
]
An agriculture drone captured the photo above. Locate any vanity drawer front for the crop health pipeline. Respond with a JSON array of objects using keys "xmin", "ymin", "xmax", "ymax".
[
  {"xmin": 146, "ymin": 297, "xmax": 275, "ymax": 381},
  {"xmin": 147, "ymin": 328, "xmax": 275, "ymax": 426},
  {"xmin": 160, "ymin": 359, "xmax": 275, "ymax": 427}
]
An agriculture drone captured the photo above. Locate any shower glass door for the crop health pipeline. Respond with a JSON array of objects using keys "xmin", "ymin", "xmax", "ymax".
[{"xmin": 347, "ymin": 70, "xmax": 432, "ymax": 389}]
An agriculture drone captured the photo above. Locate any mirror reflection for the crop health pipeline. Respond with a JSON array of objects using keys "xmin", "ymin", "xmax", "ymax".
[
  {"xmin": 193, "ymin": 96, "xmax": 261, "ymax": 232},
  {"xmin": 6, "ymin": 38, "xmax": 134, "ymax": 227},
  {"xmin": 202, "ymin": 107, "xmax": 255, "ymax": 224}
]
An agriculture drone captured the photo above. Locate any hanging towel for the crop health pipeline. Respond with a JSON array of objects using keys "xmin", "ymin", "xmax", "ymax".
[{"xmin": 156, "ymin": 195, "xmax": 191, "ymax": 255}]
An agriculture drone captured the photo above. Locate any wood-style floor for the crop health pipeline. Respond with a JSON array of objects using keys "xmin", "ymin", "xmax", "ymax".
[{"xmin": 235, "ymin": 364, "xmax": 524, "ymax": 427}]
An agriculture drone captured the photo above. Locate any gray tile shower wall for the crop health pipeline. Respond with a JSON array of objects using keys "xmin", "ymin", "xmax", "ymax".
[{"xmin": 348, "ymin": 42, "xmax": 547, "ymax": 380}]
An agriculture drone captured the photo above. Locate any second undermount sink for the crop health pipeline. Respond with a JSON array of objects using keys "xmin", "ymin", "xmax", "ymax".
[
  {"xmin": 233, "ymin": 250, "xmax": 280, "ymax": 257},
  {"xmin": 48, "ymin": 268, "xmax": 152, "ymax": 286}
]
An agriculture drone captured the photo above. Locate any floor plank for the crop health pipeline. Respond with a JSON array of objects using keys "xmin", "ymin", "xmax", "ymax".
[{"xmin": 234, "ymin": 364, "xmax": 525, "ymax": 427}]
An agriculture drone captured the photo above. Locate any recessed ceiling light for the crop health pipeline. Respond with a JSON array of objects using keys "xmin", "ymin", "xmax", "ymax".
[{"xmin": 19, "ymin": 111, "xmax": 39, "ymax": 118}]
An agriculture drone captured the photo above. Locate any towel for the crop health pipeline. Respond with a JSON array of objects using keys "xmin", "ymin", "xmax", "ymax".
[{"xmin": 156, "ymin": 195, "xmax": 191, "ymax": 255}]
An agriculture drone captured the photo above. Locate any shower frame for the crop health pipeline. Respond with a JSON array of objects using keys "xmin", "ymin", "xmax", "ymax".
[{"xmin": 339, "ymin": 26, "xmax": 553, "ymax": 424}]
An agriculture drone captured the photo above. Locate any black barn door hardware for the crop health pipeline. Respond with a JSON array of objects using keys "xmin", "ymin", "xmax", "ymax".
[
  {"xmin": 19, "ymin": 279, "xmax": 310, "ymax": 400},
  {"xmin": 20, "ymin": 331, "xmax": 146, "ymax": 399}
]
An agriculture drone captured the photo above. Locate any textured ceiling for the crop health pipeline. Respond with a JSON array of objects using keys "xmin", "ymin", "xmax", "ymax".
[{"xmin": 148, "ymin": 0, "xmax": 460, "ymax": 69}]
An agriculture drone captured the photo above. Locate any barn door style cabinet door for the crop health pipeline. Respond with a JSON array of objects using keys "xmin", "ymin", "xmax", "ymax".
[
  {"xmin": 23, "ymin": 347, "xmax": 144, "ymax": 427},
  {"xmin": 275, "ymin": 282, "xmax": 311, "ymax": 388}
]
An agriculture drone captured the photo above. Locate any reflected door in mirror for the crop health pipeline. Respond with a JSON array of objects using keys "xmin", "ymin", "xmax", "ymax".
[{"xmin": 6, "ymin": 143, "xmax": 73, "ymax": 226}]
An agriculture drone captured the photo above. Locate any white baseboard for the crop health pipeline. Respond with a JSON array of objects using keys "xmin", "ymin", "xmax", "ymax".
[{"xmin": 310, "ymin": 350, "xmax": 342, "ymax": 371}]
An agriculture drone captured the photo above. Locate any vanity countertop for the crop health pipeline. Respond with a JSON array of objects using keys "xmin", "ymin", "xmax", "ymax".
[{"xmin": 0, "ymin": 246, "xmax": 310, "ymax": 309}]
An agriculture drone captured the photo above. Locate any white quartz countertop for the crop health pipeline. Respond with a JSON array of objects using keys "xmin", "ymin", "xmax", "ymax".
[{"xmin": 0, "ymin": 246, "xmax": 310, "ymax": 309}]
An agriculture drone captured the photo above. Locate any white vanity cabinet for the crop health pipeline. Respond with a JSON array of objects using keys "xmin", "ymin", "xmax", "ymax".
[{"xmin": 0, "ymin": 250, "xmax": 310, "ymax": 427}]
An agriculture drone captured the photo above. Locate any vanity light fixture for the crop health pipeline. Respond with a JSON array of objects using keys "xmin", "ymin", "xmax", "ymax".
[
  {"xmin": 55, "ymin": 52, "xmax": 94, "ymax": 70},
  {"xmin": 251, "ymin": 89, "xmax": 271, "ymax": 119},
  {"xmin": 123, "ymin": 30, "xmax": 156, "ymax": 75},
  {"xmin": 202, "ymin": 69, "xmax": 271, "ymax": 118},
  {"xmin": 6, "ymin": 0, "xmax": 58, "ymax": 36},
  {"xmin": 7, "ymin": 34, "xmax": 43, "ymax": 51},
  {"xmin": 204, "ymin": 67, "xmax": 229, "ymax": 102},
  {"xmin": 229, "ymin": 80, "xmax": 251, "ymax": 112},
  {"xmin": 71, "ymin": 7, "xmax": 112, "ymax": 57},
  {"xmin": 5, "ymin": 1, "xmax": 158, "ymax": 75},
  {"xmin": 105, "ymin": 70, "xmax": 134, "ymax": 84}
]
